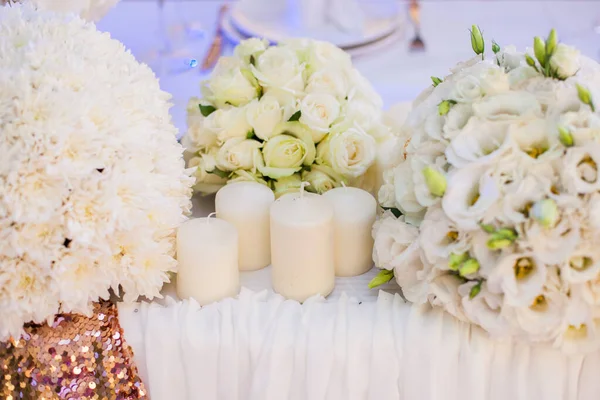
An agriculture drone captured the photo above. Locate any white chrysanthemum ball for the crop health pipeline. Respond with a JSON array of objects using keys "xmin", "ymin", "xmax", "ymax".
[
  {"xmin": 0, "ymin": 4, "xmax": 193, "ymax": 340},
  {"xmin": 9, "ymin": 0, "xmax": 119, "ymax": 21}
]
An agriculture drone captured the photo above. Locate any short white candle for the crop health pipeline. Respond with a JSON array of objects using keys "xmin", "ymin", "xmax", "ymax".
[
  {"xmin": 323, "ymin": 186, "xmax": 377, "ymax": 277},
  {"xmin": 176, "ymin": 215, "xmax": 240, "ymax": 305},
  {"xmin": 216, "ymin": 182, "xmax": 275, "ymax": 271},
  {"xmin": 270, "ymin": 186, "xmax": 335, "ymax": 302}
]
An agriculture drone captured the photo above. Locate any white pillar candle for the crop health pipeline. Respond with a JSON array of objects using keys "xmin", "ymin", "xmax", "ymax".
[
  {"xmin": 323, "ymin": 186, "xmax": 377, "ymax": 277},
  {"xmin": 176, "ymin": 216, "xmax": 240, "ymax": 305},
  {"xmin": 215, "ymin": 182, "xmax": 275, "ymax": 271},
  {"xmin": 270, "ymin": 187, "xmax": 335, "ymax": 302}
]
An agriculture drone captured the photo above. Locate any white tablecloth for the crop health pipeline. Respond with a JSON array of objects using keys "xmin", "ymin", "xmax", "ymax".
[{"xmin": 119, "ymin": 290, "xmax": 600, "ymax": 400}]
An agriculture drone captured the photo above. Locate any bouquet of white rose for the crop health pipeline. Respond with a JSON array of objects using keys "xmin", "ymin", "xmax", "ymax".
[
  {"xmin": 371, "ymin": 26, "xmax": 600, "ymax": 354},
  {"xmin": 183, "ymin": 38, "xmax": 389, "ymax": 196}
]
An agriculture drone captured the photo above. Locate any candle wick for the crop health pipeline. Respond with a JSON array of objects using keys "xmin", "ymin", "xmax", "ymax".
[
  {"xmin": 341, "ymin": 181, "xmax": 347, "ymax": 191},
  {"xmin": 206, "ymin": 212, "xmax": 217, "ymax": 224},
  {"xmin": 300, "ymin": 182, "xmax": 310, "ymax": 199}
]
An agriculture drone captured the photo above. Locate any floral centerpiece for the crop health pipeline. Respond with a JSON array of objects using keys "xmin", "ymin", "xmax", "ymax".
[
  {"xmin": 0, "ymin": 4, "xmax": 193, "ymax": 340},
  {"xmin": 372, "ymin": 26, "xmax": 600, "ymax": 353},
  {"xmin": 183, "ymin": 38, "xmax": 389, "ymax": 196},
  {"xmin": 5, "ymin": 0, "xmax": 120, "ymax": 21}
]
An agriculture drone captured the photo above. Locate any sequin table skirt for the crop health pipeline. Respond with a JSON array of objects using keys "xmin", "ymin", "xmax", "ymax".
[{"xmin": 1, "ymin": 302, "xmax": 147, "ymax": 400}]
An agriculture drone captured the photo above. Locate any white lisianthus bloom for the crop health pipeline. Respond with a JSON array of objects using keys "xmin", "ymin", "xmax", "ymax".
[
  {"xmin": 473, "ymin": 91, "xmax": 542, "ymax": 122},
  {"xmin": 496, "ymin": 45, "xmax": 522, "ymax": 71},
  {"xmin": 451, "ymin": 75, "xmax": 483, "ymax": 103},
  {"xmin": 305, "ymin": 67, "xmax": 348, "ymax": 99},
  {"xmin": 442, "ymin": 164, "xmax": 500, "ymax": 230},
  {"xmin": 499, "ymin": 173, "xmax": 552, "ymax": 225},
  {"xmin": 525, "ymin": 214, "xmax": 580, "ymax": 265},
  {"xmin": 558, "ymin": 110, "xmax": 600, "ymax": 146},
  {"xmin": 459, "ymin": 281, "xmax": 511, "ymax": 338},
  {"xmin": 507, "ymin": 66, "xmax": 539, "ymax": 87},
  {"xmin": 272, "ymin": 173, "xmax": 302, "ymax": 198},
  {"xmin": 258, "ymin": 134, "xmax": 314, "ymax": 179},
  {"xmin": 252, "ymin": 47, "xmax": 304, "ymax": 94},
  {"xmin": 470, "ymin": 231, "xmax": 502, "ymax": 277},
  {"xmin": 550, "ymin": 44, "xmax": 581, "ymax": 79},
  {"xmin": 561, "ymin": 145, "xmax": 600, "ymax": 194},
  {"xmin": 418, "ymin": 205, "xmax": 470, "ymax": 265},
  {"xmin": 392, "ymin": 161, "xmax": 425, "ymax": 217},
  {"xmin": 487, "ymin": 253, "xmax": 548, "ymax": 307},
  {"xmin": 505, "ymin": 288, "xmax": 567, "ymax": 342},
  {"xmin": 508, "ymin": 118, "xmax": 561, "ymax": 161},
  {"xmin": 216, "ymin": 138, "xmax": 262, "ymax": 171},
  {"xmin": 586, "ymin": 193, "xmax": 600, "ymax": 231},
  {"xmin": 371, "ymin": 211, "xmax": 419, "ymax": 270},
  {"xmin": 299, "ymin": 93, "xmax": 341, "ymax": 139},
  {"xmin": 233, "ymin": 37, "xmax": 269, "ymax": 64},
  {"xmin": 245, "ymin": 95, "xmax": 283, "ymax": 140},
  {"xmin": 395, "ymin": 242, "xmax": 433, "ymax": 305},
  {"xmin": 449, "ymin": 55, "xmax": 482, "ymax": 75},
  {"xmin": 301, "ymin": 164, "xmax": 343, "ymax": 194},
  {"xmin": 410, "ymin": 141, "xmax": 447, "ymax": 207},
  {"xmin": 479, "ymin": 67, "xmax": 510, "ymax": 95},
  {"xmin": 441, "ymin": 103, "xmax": 474, "ymax": 141},
  {"xmin": 378, "ymin": 183, "xmax": 396, "ymax": 208},
  {"xmin": 554, "ymin": 296, "xmax": 600, "ymax": 354},
  {"xmin": 445, "ymin": 118, "xmax": 510, "ymax": 168},
  {"xmin": 316, "ymin": 125, "xmax": 376, "ymax": 178},
  {"xmin": 428, "ymin": 274, "xmax": 468, "ymax": 322},
  {"xmin": 561, "ymin": 246, "xmax": 600, "ymax": 284},
  {"xmin": 209, "ymin": 107, "xmax": 253, "ymax": 144},
  {"xmin": 208, "ymin": 57, "xmax": 259, "ymax": 107}
]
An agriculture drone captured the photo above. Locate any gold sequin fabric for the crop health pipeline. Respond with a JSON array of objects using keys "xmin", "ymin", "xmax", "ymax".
[{"xmin": 1, "ymin": 302, "xmax": 148, "ymax": 400}]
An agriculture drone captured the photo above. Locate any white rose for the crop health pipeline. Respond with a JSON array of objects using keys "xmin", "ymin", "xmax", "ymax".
[
  {"xmin": 419, "ymin": 205, "xmax": 470, "ymax": 265},
  {"xmin": 234, "ymin": 38, "xmax": 269, "ymax": 64},
  {"xmin": 305, "ymin": 67, "xmax": 348, "ymax": 99},
  {"xmin": 561, "ymin": 144, "xmax": 600, "ymax": 194},
  {"xmin": 487, "ymin": 252, "xmax": 548, "ymax": 307},
  {"xmin": 257, "ymin": 133, "xmax": 315, "ymax": 179},
  {"xmin": 251, "ymin": 47, "xmax": 304, "ymax": 93},
  {"xmin": 479, "ymin": 67, "xmax": 510, "ymax": 95},
  {"xmin": 305, "ymin": 40, "xmax": 352, "ymax": 72},
  {"xmin": 216, "ymin": 138, "xmax": 263, "ymax": 171},
  {"xmin": 444, "ymin": 118, "xmax": 510, "ymax": 168},
  {"xmin": 206, "ymin": 107, "xmax": 252, "ymax": 144},
  {"xmin": 496, "ymin": 45, "xmax": 523, "ymax": 71},
  {"xmin": 451, "ymin": 75, "xmax": 483, "ymax": 103},
  {"xmin": 301, "ymin": 164, "xmax": 343, "ymax": 194},
  {"xmin": 346, "ymin": 68, "xmax": 384, "ymax": 109},
  {"xmin": 441, "ymin": 164, "xmax": 500, "ymax": 230},
  {"xmin": 299, "ymin": 93, "xmax": 341, "ymax": 140},
  {"xmin": 188, "ymin": 152, "xmax": 227, "ymax": 194},
  {"xmin": 185, "ymin": 98, "xmax": 217, "ymax": 151},
  {"xmin": 473, "ymin": 91, "xmax": 542, "ymax": 122},
  {"xmin": 229, "ymin": 169, "xmax": 269, "ymax": 186},
  {"xmin": 335, "ymin": 97, "xmax": 387, "ymax": 142},
  {"xmin": 316, "ymin": 125, "xmax": 376, "ymax": 178},
  {"xmin": 550, "ymin": 44, "xmax": 581, "ymax": 79},
  {"xmin": 371, "ymin": 211, "xmax": 418, "ymax": 270},
  {"xmin": 208, "ymin": 57, "xmax": 259, "ymax": 107},
  {"xmin": 245, "ymin": 96, "xmax": 283, "ymax": 140},
  {"xmin": 459, "ymin": 281, "xmax": 511, "ymax": 338},
  {"xmin": 272, "ymin": 173, "xmax": 302, "ymax": 198}
]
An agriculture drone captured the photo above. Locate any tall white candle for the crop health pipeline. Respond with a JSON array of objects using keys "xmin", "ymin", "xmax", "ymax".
[
  {"xmin": 215, "ymin": 182, "xmax": 275, "ymax": 271},
  {"xmin": 270, "ymin": 186, "xmax": 335, "ymax": 302},
  {"xmin": 323, "ymin": 186, "xmax": 377, "ymax": 277},
  {"xmin": 176, "ymin": 216, "xmax": 240, "ymax": 305}
]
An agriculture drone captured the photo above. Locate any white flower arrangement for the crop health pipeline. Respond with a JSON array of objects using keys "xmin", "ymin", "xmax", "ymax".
[
  {"xmin": 7, "ymin": 0, "xmax": 120, "ymax": 21},
  {"xmin": 372, "ymin": 26, "xmax": 600, "ymax": 353},
  {"xmin": 183, "ymin": 38, "xmax": 389, "ymax": 197},
  {"xmin": 0, "ymin": 4, "xmax": 193, "ymax": 340}
]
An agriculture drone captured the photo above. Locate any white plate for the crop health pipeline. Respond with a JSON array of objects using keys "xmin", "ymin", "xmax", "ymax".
[
  {"xmin": 229, "ymin": 3, "xmax": 400, "ymax": 49},
  {"xmin": 222, "ymin": 10, "xmax": 403, "ymax": 58}
]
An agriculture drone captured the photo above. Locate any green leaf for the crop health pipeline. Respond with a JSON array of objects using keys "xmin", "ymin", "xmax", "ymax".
[
  {"xmin": 469, "ymin": 281, "xmax": 482, "ymax": 299},
  {"xmin": 199, "ymin": 104, "xmax": 217, "ymax": 117},
  {"xmin": 480, "ymin": 223, "xmax": 496, "ymax": 233},
  {"xmin": 431, "ymin": 76, "xmax": 443, "ymax": 87},
  {"xmin": 381, "ymin": 207, "xmax": 403, "ymax": 218},
  {"xmin": 210, "ymin": 168, "xmax": 229, "ymax": 179},
  {"xmin": 368, "ymin": 269, "xmax": 394, "ymax": 289},
  {"xmin": 250, "ymin": 54, "xmax": 256, "ymax": 66},
  {"xmin": 288, "ymin": 110, "xmax": 302, "ymax": 122}
]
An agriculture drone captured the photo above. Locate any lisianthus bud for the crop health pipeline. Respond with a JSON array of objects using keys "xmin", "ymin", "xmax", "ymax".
[
  {"xmin": 534, "ymin": 37, "xmax": 546, "ymax": 67},
  {"xmin": 449, "ymin": 252, "xmax": 469, "ymax": 271},
  {"xmin": 438, "ymin": 99, "xmax": 456, "ymax": 116},
  {"xmin": 486, "ymin": 228, "xmax": 517, "ymax": 249},
  {"xmin": 491, "ymin": 40, "xmax": 500, "ymax": 54},
  {"xmin": 469, "ymin": 281, "xmax": 482, "ymax": 299},
  {"xmin": 531, "ymin": 198, "xmax": 559, "ymax": 228},
  {"xmin": 459, "ymin": 258, "xmax": 480, "ymax": 276},
  {"xmin": 525, "ymin": 54, "xmax": 537, "ymax": 69},
  {"xmin": 368, "ymin": 269, "xmax": 394, "ymax": 289},
  {"xmin": 546, "ymin": 29, "xmax": 558, "ymax": 56},
  {"xmin": 422, "ymin": 166, "xmax": 446, "ymax": 197},
  {"xmin": 576, "ymin": 84, "xmax": 596, "ymax": 112},
  {"xmin": 431, "ymin": 76, "xmax": 443, "ymax": 87},
  {"xmin": 470, "ymin": 25, "xmax": 485, "ymax": 57},
  {"xmin": 558, "ymin": 126, "xmax": 574, "ymax": 147}
]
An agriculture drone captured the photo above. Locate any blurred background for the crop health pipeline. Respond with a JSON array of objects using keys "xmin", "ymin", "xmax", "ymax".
[{"xmin": 96, "ymin": 0, "xmax": 600, "ymax": 135}]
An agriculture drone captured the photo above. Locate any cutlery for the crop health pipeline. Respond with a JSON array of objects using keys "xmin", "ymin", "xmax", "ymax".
[
  {"xmin": 201, "ymin": 4, "xmax": 229, "ymax": 71},
  {"xmin": 408, "ymin": 0, "xmax": 425, "ymax": 52}
]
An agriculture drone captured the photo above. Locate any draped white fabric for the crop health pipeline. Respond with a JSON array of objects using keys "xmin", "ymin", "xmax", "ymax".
[{"xmin": 119, "ymin": 289, "xmax": 600, "ymax": 400}]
